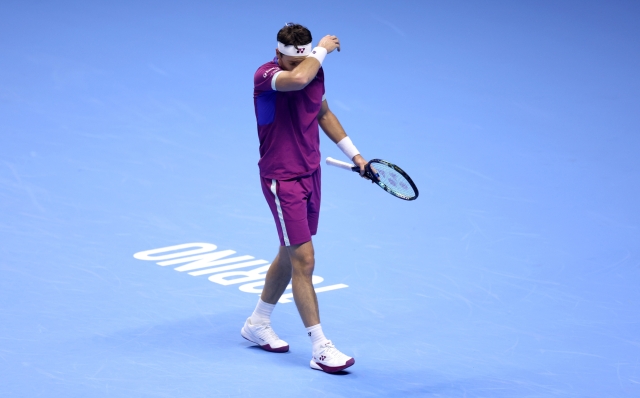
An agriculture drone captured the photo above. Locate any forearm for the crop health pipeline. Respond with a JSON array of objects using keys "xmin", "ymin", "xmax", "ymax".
[
  {"xmin": 275, "ymin": 47, "xmax": 329, "ymax": 91},
  {"xmin": 291, "ymin": 58, "xmax": 322, "ymax": 85},
  {"xmin": 320, "ymin": 108, "xmax": 367, "ymax": 174}
]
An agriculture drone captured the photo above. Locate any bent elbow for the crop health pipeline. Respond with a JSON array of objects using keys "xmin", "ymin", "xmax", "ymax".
[
  {"xmin": 292, "ymin": 73, "xmax": 312, "ymax": 88},
  {"xmin": 317, "ymin": 111, "xmax": 331, "ymax": 123}
]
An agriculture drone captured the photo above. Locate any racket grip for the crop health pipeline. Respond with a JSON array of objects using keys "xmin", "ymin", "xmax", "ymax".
[{"xmin": 326, "ymin": 157, "xmax": 356, "ymax": 171}]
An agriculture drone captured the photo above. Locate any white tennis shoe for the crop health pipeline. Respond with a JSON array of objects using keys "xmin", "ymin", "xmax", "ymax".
[
  {"xmin": 241, "ymin": 317, "xmax": 289, "ymax": 353},
  {"xmin": 310, "ymin": 341, "xmax": 355, "ymax": 373}
]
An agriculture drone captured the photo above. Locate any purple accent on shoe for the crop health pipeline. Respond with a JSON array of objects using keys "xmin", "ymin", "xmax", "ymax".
[
  {"xmin": 242, "ymin": 335, "xmax": 289, "ymax": 353},
  {"xmin": 262, "ymin": 343, "xmax": 289, "ymax": 353},
  {"xmin": 315, "ymin": 357, "xmax": 355, "ymax": 373}
]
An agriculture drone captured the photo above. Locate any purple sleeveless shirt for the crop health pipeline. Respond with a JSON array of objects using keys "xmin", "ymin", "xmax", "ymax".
[{"xmin": 253, "ymin": 57, "xmax": 325, "ymax": 180}]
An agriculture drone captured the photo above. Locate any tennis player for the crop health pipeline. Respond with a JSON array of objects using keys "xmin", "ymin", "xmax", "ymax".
[{"xmin": 241, "ymin": 23, "xmax": 366, "ymax": 373}]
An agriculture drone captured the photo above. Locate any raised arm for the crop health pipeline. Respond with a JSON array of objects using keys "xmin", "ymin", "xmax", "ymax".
[{"xmin": 274, "ymin": 35, "xmax": 340, "ymax": 92}]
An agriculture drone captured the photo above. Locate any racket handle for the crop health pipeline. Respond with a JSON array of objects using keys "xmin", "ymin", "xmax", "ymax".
[{"xmin": 326, "ymin": 157, "xmax": 357, "ymax": 171}]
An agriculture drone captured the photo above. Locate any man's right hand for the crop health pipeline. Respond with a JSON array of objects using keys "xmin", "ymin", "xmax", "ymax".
[{"xmin": 318, "ymin": 35, "xmax": 341, "ymax": 53}]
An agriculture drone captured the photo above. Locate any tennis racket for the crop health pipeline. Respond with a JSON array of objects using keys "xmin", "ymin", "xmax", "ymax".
[{"xmin": 326, "ymin": 157, "xmax": 419, "ymax": 201}]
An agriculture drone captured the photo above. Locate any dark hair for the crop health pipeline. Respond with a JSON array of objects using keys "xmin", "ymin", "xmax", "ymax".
[{"xmin": 277, "ymin": 23, "xmax": 312, "ymax": 49}]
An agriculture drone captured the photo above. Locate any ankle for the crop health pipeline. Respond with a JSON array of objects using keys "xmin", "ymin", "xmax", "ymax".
[
  {"xmin": 306, "ymin": 324, "xmax": 329, "ymax": 350},
  {"xmin": 250, "ymin": 298, "xmax": 275, "ymax": 324}
]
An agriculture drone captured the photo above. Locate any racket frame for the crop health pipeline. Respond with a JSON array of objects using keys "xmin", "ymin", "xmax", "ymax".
[
  {"xmin": 365, "ymin": 159, "xmax": 418, "ymax": 201},
  {"xmin": 325, "ymin": 157, "xmax": 419, "ymax": 201}
]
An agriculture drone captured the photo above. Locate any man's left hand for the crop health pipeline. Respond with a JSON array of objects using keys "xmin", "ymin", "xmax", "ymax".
[{"xmin": 353, "ymin": 154, "xmax": 368, "ymax": 178}]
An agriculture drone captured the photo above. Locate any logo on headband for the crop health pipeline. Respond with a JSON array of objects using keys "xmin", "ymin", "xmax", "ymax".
[{"xmin": 278, "ymin": 41, "xmax": 312, "ymax": 56}]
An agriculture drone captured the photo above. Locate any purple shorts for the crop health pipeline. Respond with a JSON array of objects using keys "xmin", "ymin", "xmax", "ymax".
[{"xmin": 261, "ymin": 167, "xmax": 321, "ymax": 246}]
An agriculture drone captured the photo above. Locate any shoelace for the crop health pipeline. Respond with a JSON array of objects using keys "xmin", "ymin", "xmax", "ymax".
[
  {"xmin": 254, "ymin": 323, "xmax": 280, "ymax": 342},
  {"xmin": 316, "ymin": 341, "xmax": 347, "ymax": 360}
]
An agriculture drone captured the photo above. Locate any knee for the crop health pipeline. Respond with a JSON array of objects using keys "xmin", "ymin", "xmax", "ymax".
[{"xmin": 293, "ymin": 253, "xmax": 315, "ymax": 275}]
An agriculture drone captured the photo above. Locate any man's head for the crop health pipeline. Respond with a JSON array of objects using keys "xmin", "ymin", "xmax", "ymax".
[{"xmin": 276, "ymin": 23, "xmax": 312, "ymax": 71}]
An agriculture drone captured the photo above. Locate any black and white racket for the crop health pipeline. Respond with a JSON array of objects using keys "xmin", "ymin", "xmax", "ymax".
[{"xmin": 326, "ymin": 157, "xmax": 419, "ymax": 201}]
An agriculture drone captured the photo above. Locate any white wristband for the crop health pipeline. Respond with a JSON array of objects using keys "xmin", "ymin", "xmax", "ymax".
[
  {"xmin": 336, "ymin": 136, "xmax": 360, "ymax": 160},
  {"xmin": 308, "ymin": 47, "xmax": 327, "ymax": 65}
]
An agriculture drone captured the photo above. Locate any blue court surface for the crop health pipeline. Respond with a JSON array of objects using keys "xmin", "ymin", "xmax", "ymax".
[{"xmin": 2, "ymin": 1, "xmax": 640, "ymax": 397}]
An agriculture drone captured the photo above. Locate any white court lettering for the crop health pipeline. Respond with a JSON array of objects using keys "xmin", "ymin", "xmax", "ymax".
[
  {"xmin": 189, "ymin": 260, "xmax": 269, "ymax": 276},
  {"xmin": 239, "ymin": 275, "xmax": 324, "ymax": 294},
  {"xmin": 133, "ymin": 242, "xmax": 348, "ymax": 303},
  {"xmin": 176, "ymin": 255, "xmax": 254, "ymax": 272},
  {"xmin": 208, "ymin": 264, "xmax": 271, "ymax": 286},
  {"xmin": 156, "ymin": 250, "xmax": 254, "ymax": 272},
  {"xmin": 278, "ymin": 284, "xmax": 349, "ymax": 303},
  {"xmin": 133, "ymin": 243, "xmax": 217, "ymax": 261},
  {"xmin": 157, "ymin": 250, "xmax": 237, "ymax": 266}
]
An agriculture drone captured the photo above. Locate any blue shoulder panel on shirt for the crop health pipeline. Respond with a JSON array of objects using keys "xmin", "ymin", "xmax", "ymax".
[{"xmin": 256, "ymin": 91, "xmax": 277, "ymax": 126}]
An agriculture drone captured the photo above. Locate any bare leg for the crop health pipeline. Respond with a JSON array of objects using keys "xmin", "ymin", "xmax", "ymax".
[
  {"xmin": 260, "ymin": 246, "xmax": 292, "ymax": 305},
  {"xmin": 242, "ymin": 247, "xmax": 291, "ymax": 353},
  {"xmin": 286, "ymin": 240, "xmax": 320, "ymax": 327}
]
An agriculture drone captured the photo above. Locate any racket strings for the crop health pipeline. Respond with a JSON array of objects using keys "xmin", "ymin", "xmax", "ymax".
[{"xmin": 370, "ymin": 162, "xmax": 416, "ymax": 199}]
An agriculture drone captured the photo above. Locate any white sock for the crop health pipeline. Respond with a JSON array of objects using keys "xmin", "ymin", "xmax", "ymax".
[
  {"xmin": 250, "ymin": 298, "xmax": 275, "ymax": 325},
  {"xmin": 306, "ymin": 323, "xmax": 329, "ymax": 351}
]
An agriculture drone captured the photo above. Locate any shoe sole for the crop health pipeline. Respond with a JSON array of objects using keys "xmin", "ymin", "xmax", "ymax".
[
  {"xmin": 241, "ymin": 327, "xmax": 289, "ymax": 353},
  {"xmin": 310, "ymin": 358, "xmax": 355, "ymax": 373}
]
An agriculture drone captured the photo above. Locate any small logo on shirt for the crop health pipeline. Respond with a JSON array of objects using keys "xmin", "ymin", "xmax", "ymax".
[
  {"xmin": 263, "ymin": 67, "xmax": 279, "ymax": 78},
  {"xmin": 308, "ymin": 332, "xmax": 312, "ymax": 336}
]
